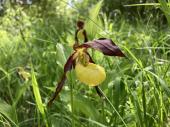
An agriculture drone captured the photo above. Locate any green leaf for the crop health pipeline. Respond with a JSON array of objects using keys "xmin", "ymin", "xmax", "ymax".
[
  {"xmin": 13, "ymin": 82, "xmax": 30, "ymax": 107},
  {"xmin": 56, "ymin": 43, "xmax": 66, "ymax": 66},
  {"xmin": 145, "ymin": 69, "xmax": 170, "ymax": 97},
  {"xmin": 31, "ymin": 67, "xmax": 45, "ymax": 115},
  {"xmin": 0, "ymin": 100, "xmax": 18, "ymax": 126},
  {"xmin": 73, "ymin": 94, "xmax": 100, "ymax": 121},
  {"xmin": 158, "ymin": 0, "xmax": 170, "ymax": 25},
  {"xmin": 85, "ymin": 0, "xmax": 103, "ymax": 39},
  {"xmin": 31, "ymin": 66, "xmax": 49, "ymax": 127}
]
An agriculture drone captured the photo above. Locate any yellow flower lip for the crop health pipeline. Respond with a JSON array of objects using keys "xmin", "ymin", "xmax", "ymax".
[{"xmin": 75, "ymin": 63, "xmax": 106, "ymax": 86}]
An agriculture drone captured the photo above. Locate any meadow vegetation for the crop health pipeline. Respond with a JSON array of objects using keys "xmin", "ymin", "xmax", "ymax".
[{"xmin": 0, "ymin": 0, "xmax": 170, "ymax": 127}]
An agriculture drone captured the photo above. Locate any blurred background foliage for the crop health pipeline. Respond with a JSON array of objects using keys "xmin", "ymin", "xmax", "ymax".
[{"xmin": 0, "ymin": 0, "xmax": 170, "ymax": 127}]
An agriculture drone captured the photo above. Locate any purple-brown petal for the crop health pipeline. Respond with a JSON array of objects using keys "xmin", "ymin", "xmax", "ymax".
[
  {"xmin": 80, "ymin": 38, "xmax": 125, "ymax": 57},
  {"xmin": 48, "ymin": 52, "xmax": 77, "ymax": 106},
  {"xmin": 47, "ymin": 74, "xmax": 67, "ymax": 106},
  {"xmin": 64, "ymin": 52, "xmax": 76, "ymax": 72}
]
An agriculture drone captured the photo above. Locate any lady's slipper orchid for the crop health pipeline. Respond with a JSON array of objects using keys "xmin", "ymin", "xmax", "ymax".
[
  {"xmin": 48, "ymin": 21, "xmax": 125, "ymax": 106},
  {"xmin": 48, "ymin": 38, "xmax": 125, "ymax": 106}
]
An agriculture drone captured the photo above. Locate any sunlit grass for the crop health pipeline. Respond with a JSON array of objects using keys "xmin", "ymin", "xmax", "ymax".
[{"xmin": 0, "ymin": 0, "xmax": 170, "ymax": 127}]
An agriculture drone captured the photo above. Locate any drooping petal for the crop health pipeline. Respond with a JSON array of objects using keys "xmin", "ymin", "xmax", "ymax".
[
  {"xmin": 79, "ymin": 38, "xmax": 125, "ymax": 57},
  {"xmin": 48, "ymin": 52, "xmax": 77, "ymax": 106},
  {"xmin": 47, "ymin": 74, "xmax": 67, "ymax": 106}
]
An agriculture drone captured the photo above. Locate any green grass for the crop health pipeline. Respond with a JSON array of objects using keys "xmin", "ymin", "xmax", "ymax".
[{"xmin": 0, "ymin": 0, "xmax": 170, "ymax": 127}]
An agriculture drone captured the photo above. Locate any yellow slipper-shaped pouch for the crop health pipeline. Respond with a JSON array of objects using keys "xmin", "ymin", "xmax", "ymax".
[{"xmin": 75, "ymin": 63, "xmax": 106, "ymax": 86}]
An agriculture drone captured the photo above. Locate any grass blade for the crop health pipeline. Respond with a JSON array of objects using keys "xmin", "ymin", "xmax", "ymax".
[{"xmin": 31, "ymin": 66, "xmax": 48, "ymax": 127}]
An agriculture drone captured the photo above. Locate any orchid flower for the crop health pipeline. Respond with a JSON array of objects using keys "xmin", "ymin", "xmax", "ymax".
[{"xmin": 48, "ymin": 21, "xmax": 125, "ymax": 106}]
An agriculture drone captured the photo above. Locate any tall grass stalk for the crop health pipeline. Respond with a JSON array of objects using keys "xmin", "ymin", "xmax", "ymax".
[
  {"xmin": 124, "ymin": 0, "xmax": 170, "ymax": 25},
  {"xmin": 141, "ymin": 72, "xmax": 147, "ymax": 127},
  {"xmin": 70, "ymin": 71, "xmax": 75, "ymax": 127}
]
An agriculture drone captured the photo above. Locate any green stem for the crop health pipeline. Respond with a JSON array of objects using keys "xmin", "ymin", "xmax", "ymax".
[
  {"xmin": 163, "ymin": 63, "xmax": 170, "ymax": 79},
  {"xmin": 98, "ymin": 87, "xmax": 127, "ymax": 127},
  {"xmin": 160, "ymin": 91, "xmax": 163, "ymax": 127},
  {"xmin": 7, "ymin": 74, "xmax": 19, "ymax": 126},
  {"xmin": 70, "ymin": 74, "xmax": 75, "ymax": 127},
  {"xmin": 102, "ymin": 99, "xmax": 105, "ymax": 124},
  {"xmin": 141, "ymin": 72, "xmax": 147, "ymax": 127}
]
